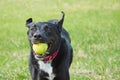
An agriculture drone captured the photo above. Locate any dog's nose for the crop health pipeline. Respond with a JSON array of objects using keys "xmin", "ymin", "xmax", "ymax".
[{"xmin": 33, "ymin": 33, "xmax": 42, "ymax": 39}]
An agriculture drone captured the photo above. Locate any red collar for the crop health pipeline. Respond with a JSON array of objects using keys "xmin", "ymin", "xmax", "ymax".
[
  {"xmin": 34, "ymin": 50, "xmax": 59, "ymax": 62},
  {"xmin": 44, "ymin": 50, "xmax": 59, "ymax": 62}
]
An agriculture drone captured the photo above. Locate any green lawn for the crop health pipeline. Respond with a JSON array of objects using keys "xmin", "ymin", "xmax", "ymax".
[{"xmin": 0, "ymin": 0, "xmax": 120, "ymax": 80}]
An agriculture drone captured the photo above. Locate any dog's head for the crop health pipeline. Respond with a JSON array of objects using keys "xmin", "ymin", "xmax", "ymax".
[{"xmin": 26, "ymin": 12, "xmax": 65, "ymax": 59}]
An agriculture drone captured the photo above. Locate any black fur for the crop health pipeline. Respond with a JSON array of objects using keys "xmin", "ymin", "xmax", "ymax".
[{"xmin": 26, "ymin": 12, "xmax": 73, "ymax": 80}]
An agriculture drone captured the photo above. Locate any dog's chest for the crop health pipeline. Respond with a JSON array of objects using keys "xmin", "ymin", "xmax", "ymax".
[{"xmin": 38, "ymin": 61, "xmax": 55, "ymax": 80}]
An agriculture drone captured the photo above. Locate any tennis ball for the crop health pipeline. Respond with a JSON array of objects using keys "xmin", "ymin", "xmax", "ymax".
[{"xmin": 33, "ymin": 43, "xmax": 48, "ymax": 54}]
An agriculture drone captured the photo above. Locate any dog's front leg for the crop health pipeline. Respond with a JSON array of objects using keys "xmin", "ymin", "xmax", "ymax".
[
  {"xmin": 29, "ymin": 64, "xmax": 40, "ymax": 80},
  {"xmin": 53, "ymin": 70, "xmax": 70, "ymax": 80}
]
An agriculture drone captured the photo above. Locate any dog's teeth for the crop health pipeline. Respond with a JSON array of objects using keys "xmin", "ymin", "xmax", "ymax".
[{"xmin": 46, "ymin": 52, "xmax": 49, "ymax": 54}]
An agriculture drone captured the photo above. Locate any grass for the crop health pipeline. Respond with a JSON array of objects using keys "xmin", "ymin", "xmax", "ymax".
[{"xmin": 0, "ymin": 0, "xmax": 120, "ymax": 80}]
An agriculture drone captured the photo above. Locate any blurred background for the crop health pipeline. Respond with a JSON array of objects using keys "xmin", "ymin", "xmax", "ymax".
[{"xmin": 0, "ymin": 0, "xmax": 120, "ymax": 80}]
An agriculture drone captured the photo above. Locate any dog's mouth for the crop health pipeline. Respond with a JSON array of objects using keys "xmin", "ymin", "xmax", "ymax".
[{"xmin": 33, "ymin": 40, "xmax": 54, "ymax": 59}]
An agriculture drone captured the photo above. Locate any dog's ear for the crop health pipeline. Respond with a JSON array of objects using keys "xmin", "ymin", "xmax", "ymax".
[
  {"xmin": 26, "ymin": 18, "xmax": 33, "ymax": 28},
  {"xmin": 57, "ymin": 11, "xmax": 65, "ymax": 32}
]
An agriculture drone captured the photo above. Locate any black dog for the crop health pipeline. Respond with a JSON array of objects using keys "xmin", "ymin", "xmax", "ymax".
[{"xmin": 26, "ymin": 12, "xmax": 73, "ymax": 80}]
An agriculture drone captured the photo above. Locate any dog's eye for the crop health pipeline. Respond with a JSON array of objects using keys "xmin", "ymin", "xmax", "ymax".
[
  {"xmin": 44, "ymin": 25, "xmax": 50, "ymax": 32},
  {"xmin": 30, "ymin": 26, "xmax": 37, "ymax": 32}
]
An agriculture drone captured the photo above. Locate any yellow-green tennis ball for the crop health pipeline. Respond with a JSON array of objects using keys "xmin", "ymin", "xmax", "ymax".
[{"xmin": 33, "ymin": 43, "xmax": 48, "ymax": 54}]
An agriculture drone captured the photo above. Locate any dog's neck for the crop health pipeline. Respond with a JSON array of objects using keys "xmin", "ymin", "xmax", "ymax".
[
  {"xmin": 43, "ymin": 39, "xmax": 61, "ymax": 62},
  {"xmin": 43, "ymin": 49, "xmax": 59, "ymax": 62},
  {"xmin": 33, "ymin": 48, "xmax": 59, "ymax": 63}
]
